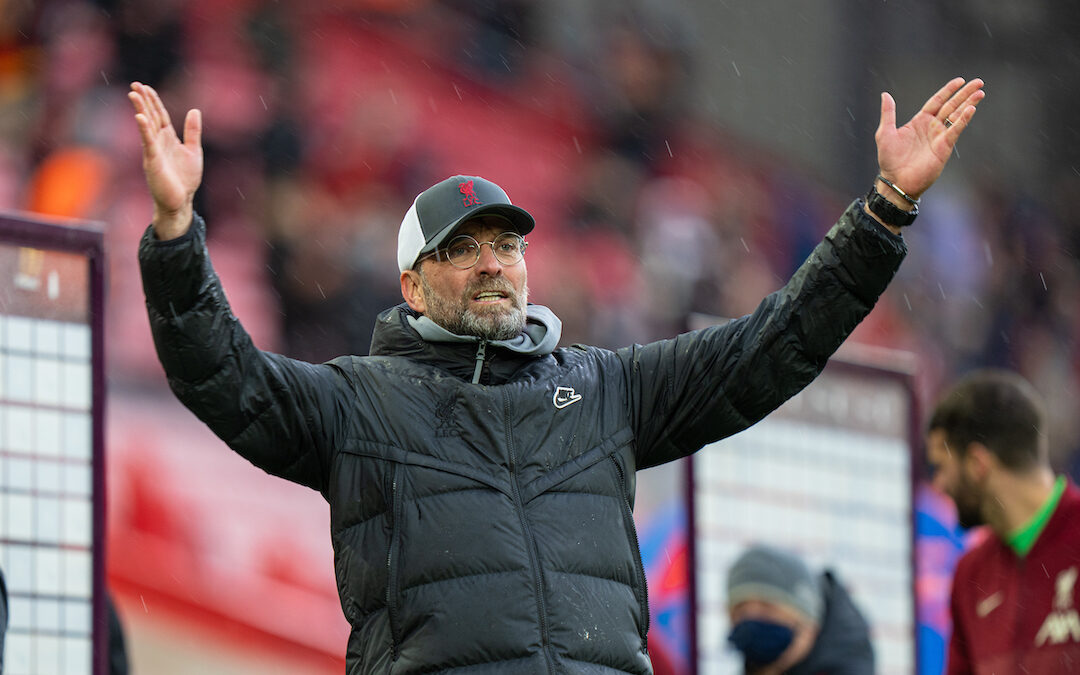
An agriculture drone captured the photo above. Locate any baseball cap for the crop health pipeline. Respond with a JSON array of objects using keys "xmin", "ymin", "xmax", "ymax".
[
  {"xmin": 397, "ymin": 175, "xmax": 536, "ymax": 272},
  {"xmin": 726, "ymin": 545, "xmax": 824, "ymax": 624}
]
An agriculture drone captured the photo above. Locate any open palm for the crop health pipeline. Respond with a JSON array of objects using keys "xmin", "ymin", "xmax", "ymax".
[
  {"xmin": 875, "ymin": 77, "xmax": 984, "ymax": 199},
  {"xmin": 128, "ymin": 82, "xmax": 203, "ymax": 235}
]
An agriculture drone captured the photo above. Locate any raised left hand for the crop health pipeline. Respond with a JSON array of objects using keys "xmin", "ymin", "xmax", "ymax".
[{"xmin": 875, "ymin": 77, "xmax": 985, "ymax": 200}]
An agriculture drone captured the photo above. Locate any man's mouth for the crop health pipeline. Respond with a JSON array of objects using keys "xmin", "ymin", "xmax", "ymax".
[{"xmin": 473, "ymin": 291, "xmax": 508, "ymax": 303}]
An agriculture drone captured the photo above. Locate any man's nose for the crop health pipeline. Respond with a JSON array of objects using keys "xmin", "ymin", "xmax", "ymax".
[{"xmin": 474, "ymin": 242, "xmax": 503, "ymax": 274}]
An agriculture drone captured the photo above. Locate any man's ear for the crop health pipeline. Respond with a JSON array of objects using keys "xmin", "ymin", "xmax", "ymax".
[
  {"xmin": 401, "ymin": 269, "xmax": 427, "ymax": 313},
  {"xmin": 964, "ymin": 442, "xmax": 996, "ymax": 483}
]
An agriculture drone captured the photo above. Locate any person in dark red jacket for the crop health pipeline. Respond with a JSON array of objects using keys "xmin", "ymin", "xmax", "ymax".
[{"xmin": 927, "ymin": 369, "xmax": 1080, "ymax": 674}]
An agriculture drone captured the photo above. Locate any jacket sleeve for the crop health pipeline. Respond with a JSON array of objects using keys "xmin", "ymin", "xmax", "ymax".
[
  {"xmin": 138, "ymin": 214, "xmax": 353, "ymax": 494},
  {"xmin": 945, "ymin": 560, "xmax": 973, "ymax": 675},
  {"xmin": 619, "ymin": 199, "xmax": 907, "ymax": 469}
]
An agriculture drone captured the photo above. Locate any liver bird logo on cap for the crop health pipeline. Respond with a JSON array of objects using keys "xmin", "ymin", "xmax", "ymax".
[{"xmin": 459, "ymin": 180, "xmax": 481, "ymax": 207}]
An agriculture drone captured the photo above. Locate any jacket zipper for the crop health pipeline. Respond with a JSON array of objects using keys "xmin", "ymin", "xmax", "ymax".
[
  {"xmin": 472, "ymin": 341, "xmax": 488, "ymax": 384},
  {"xmin": 385, "ymin": 463, "xmax": 403, "ymax": 660},
  {"xmin": 503, "ymin": 389, "xmax": 555, "ymax": 675},
  {"xmin": 612, "ymin": 455, "xmax": 650, "ymax": 647}
]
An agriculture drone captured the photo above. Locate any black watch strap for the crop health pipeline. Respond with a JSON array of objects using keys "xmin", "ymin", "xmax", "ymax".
[{"xmin": 865, "ymin": 186, "xmax": 918, "ymax": 227}]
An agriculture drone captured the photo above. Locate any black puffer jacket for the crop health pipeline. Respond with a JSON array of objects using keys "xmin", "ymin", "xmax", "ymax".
[{"xmin": 138, "ymin": 200, "xmax": 905, "ymax": 674}]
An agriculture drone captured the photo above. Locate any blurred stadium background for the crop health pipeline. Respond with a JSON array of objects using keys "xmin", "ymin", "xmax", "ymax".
[{"xmin": 2, "ymin": 0, "xmax": 1079, "ymax": 673}]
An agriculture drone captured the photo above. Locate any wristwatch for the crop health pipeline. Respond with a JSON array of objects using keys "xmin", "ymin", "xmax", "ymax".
[{"xmin": 865, "ymin": 186, "xmax": 918, "ymax": 227}]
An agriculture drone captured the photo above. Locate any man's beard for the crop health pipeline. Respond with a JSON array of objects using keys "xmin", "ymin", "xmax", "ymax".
[
  {"xmin": 955, "ymin": 497, "xmax": 984, "ymax": 530},
  {"xmin": 953, "ymin": 473, "xmax": 985, "ymax": 529},
  {"xmin": 421, "ymin": 273, "xmax": 528, "ymax": 341}
]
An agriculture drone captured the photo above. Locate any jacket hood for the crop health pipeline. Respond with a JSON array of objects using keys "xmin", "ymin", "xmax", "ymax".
[
  {"xmin": 368, "ymin": 303, "xmax": 563, "ymax": 383},
  {"xmin": 786, "ymin": 571, "xmax": 874, "ymax": 675},
  {"xmin": 406, "ymin": 304, "xmax": 562, "ymax": 357}
]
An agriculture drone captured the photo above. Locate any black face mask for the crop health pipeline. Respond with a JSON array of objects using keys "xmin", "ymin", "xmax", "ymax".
[{"xmin": 728, "ymin": 619, "xmax": 795, "ymax": 665}]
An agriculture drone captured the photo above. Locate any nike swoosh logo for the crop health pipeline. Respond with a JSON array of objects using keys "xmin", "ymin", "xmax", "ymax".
[
  {"xmin": 553, "ymin": 386, "xmax": 582, "ymax": 409},
  {"xmin": 977, "ymin": 591, "xmax": 1004, "ymax": 618}
]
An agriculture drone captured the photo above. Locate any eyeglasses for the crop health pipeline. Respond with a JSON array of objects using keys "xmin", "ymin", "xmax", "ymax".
[{"xmin": 419, "ymin": 232, "xmax": 528, "ymax": 269}]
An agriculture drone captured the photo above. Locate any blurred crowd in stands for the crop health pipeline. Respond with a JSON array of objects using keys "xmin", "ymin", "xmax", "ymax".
[{"xmin": 3, "ymin": 0, "xmax": 1080, "ymax": 479}]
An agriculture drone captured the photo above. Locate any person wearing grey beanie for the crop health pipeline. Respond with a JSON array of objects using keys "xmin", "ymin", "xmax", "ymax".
[{"xmin": 726, "ymin": 545, "xmax": 875, "ymax": 675}]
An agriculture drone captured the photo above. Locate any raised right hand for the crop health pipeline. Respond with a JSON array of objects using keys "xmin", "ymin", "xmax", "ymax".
[{"xmin": 128, "ymin": 82, "xmax": 203, "ymax": 240}]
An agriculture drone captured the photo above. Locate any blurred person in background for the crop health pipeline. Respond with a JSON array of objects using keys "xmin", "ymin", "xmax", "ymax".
[
  {"xmin": 107, "ymin": 594, "xmax": 129, "ymax": 675},
  {"xmin": 927, "ymin": 368, "xmax": 1080, "ymax": 673},
  {"xmin": 726, "ymin": 544, "xmax": 873, "ymax": 674},
  {"xmin": 0, "ymin": 569, "xmax": 123, "ymax": 674},
  {"xmin": 130, "ymin": 74, "xmax": 981, "ymax": 673},
  {"xmin": 1, "ymin": 565, "xmax": 6, "ymax": 672}
]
